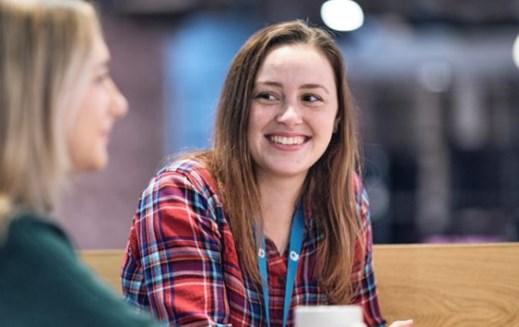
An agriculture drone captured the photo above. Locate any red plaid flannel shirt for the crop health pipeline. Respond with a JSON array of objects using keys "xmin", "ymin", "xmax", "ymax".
[{"xmin": 122, "ymin": 158, "xmax": 386, "ymax": 326}]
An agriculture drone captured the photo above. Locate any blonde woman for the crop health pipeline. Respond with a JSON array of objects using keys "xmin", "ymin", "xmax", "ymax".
[
  {"xmin": 0, "ymin": 1, "xmax": 160, "ymax": 326},
  {"xmin": 123, "ymin": 20, "xmax": 412, "ymax": 327}
]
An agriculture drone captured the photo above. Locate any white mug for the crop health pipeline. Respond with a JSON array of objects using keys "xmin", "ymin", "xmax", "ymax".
[{"xmin": 295, "ymin": 305, "xmax": 366, "ymax": 327}]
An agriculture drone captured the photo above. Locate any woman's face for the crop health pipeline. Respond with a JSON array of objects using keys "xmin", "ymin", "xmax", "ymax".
[
  {"xmin": 247, "ymin": 44, "xmax": 338, "ymax": 183},
  {"xmin": 67, "ymin": 32, "xmax": 128, "ymax": 172}
]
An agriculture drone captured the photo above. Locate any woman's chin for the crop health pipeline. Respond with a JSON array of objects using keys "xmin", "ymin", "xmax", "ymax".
[{"xmin": 70, "ymin": 154, "xmax": 108, "ymax": 173}]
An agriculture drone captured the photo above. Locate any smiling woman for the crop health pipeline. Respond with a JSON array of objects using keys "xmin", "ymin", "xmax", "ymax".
[
  {"xmin": 247, "ymin": 44, "xmax": 340, "ymax": 254},
  {"xmin": 122, "ymin": 20, "xmax": 411, "ymax": 327},
  {"xmin": 248, "ymin": 44, "xmax": 338, "ymax": 186}
]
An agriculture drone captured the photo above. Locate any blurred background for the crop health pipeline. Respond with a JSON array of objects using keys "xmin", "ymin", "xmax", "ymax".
[{"xmin": 57, "ymin": 0, "xmax": 519, "ymax": 248}]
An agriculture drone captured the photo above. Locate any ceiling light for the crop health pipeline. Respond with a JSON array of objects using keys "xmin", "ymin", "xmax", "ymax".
[{"xmin": 321, "ymin": 0, "xmax": 364, "ymax": 32}]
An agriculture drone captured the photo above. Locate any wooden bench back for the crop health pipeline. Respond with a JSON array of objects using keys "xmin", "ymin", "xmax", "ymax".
[
  {"xmin": 81, "ymin": 243, "xmax": 519, "ymax": 326},
  {"xmin": 373, "ymin": 243, "xmax": 519, "ymax": 326},
  {"xmin": 81, "ymin": 249, "xmax": 124, "ymax": 294}
]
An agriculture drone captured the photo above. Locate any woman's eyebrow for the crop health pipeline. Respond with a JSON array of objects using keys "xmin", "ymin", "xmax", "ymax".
[{"xmin": 300, "ymin": 83, "xmax": 329, "ymax": 94}]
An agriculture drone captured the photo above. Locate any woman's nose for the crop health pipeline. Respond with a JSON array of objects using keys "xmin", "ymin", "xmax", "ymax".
[
  {"xmin": 276, "ymin": 102, "xmax": 303, "ymax": 126},
  {"xmin": 110, "ymin": 80, "xmax": 128, "ymax": 119}
]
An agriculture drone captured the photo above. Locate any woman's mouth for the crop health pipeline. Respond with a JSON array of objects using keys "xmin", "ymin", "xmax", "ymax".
[
  {"xmin": 268, "ymin": 135, "xmax": 307, "ymax": 145},
  {"xmin": 265, "ymin": 134, "xmax": 310, "ymax": 151}
]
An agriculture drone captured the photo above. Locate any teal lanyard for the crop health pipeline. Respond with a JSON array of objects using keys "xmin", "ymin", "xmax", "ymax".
[{"xmin": 258, "ymin": 203, "xmax": 305, "ymax": 327}]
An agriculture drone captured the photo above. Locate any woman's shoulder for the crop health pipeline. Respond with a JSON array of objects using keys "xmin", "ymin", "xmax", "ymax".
[
  {"xmin": 0, "ymin": 214, "xmax": 160, "ymax": 327},
  {"xmin": 145, "ymin": 156, "xmax": 220, "ymax": 203},
  {"xmin": 352, "ymin": 173, "xmax": 370, "ymax": 225},
  {"xmin": 0, "ymin": 213, "xmax": 78, "ymax": 284},
  {"xmin": 0, "ymin": 213, "xmax": 76, "ymax": 303},
  {"xmin": 352, "ymin": 172, "xmax": 363, "ymax": 193},
  {"xmin": 2, "ymin": 213, "xmax": 72, "ymax": 254},
  {"xmin": 159, "ymin": 156, "xmax": 209, "ymax": 177}
]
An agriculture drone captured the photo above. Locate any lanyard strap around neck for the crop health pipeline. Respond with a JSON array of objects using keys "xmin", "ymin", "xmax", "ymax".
[{"xmin": 258, "ymin": 203, "xmax": 305, "ymax": 327}]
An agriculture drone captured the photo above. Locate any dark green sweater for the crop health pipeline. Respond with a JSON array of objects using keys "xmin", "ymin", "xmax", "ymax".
[{"xmin": 0, "ymin": 213, "xmax": 162, "ymax": 327}]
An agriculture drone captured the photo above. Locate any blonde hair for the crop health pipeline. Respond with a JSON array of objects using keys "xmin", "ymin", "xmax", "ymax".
[
  {"xmin": 199, "ymin": 20, "xmax": 363, "ymax": 303},
  {"xmin": 0, "ymin": 0, "xmax": 99, "ymax": 229}
]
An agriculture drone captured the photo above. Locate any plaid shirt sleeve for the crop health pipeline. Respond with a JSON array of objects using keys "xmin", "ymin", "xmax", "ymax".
[
  {"xmin": 352, "ymin": 179, "xmax": 387, "ymax": 327},
  {"xmin": 121, "ymin": 166, "xmax": 231, "ymax": 327}
]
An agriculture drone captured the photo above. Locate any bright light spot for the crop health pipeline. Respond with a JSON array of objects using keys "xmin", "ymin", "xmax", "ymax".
[
  {"xmin": 513, "ymin": 34, "xmax": 519, "ymax": 69},
  {"xmin": 321, "ymin": 0, "xmax": 364, "ymax": 32}
]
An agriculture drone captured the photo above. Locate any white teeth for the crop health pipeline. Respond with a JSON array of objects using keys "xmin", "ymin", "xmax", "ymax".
[{"xmin": 269, "ymin": 135, "xmax": 305, "ymax": 145}]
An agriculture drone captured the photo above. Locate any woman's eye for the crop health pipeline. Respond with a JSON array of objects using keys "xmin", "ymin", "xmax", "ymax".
[
  {"xmin": 94, "ymin": 71, "xmax": 110, "ymax": 84},
  {"xmin": 302, "ymin": 94, "xmax": 323, "ymax": 103},
  {"xmin": 255, "ymin": 92, "xmax": 277, "ymax": 101}
]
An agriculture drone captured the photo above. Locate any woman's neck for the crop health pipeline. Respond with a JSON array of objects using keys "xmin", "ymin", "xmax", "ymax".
[{"xmin": 257, "ymin": 174, "xmax": 305, "ymax": 254}]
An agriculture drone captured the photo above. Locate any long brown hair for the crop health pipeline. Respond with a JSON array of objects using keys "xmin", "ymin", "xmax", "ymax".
[
  {"xmin": 0, "ymin": 0, "xmax": 99, "ymax": 230},
  {"xmin": 204, "ymin": 20, "xmax": 364, "ymax": 304}
]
